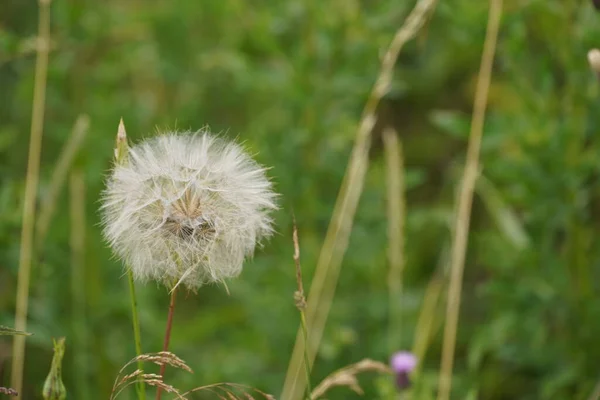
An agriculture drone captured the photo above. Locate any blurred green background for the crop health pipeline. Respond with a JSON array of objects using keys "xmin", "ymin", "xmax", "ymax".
[{"xmin": 2, "ymin": 0, "xmax": 600, "ymax": 399}]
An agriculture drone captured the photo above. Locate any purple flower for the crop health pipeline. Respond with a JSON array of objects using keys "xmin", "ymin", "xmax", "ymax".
[{"xmin": 390, "ymin": 351, "xmax": 417, "ymax": 390}]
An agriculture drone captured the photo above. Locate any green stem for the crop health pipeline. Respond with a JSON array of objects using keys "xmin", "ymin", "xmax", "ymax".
[
  {"xmin": 299, "ymin": 311, "xmax": 312, "ymax": 400},
  {"xmin": 127, "ymin": 269, "xmax": 146, "ymax": 400}
]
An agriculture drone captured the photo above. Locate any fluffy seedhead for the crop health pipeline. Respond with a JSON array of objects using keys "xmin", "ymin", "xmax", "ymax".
[{"xmin": 101, "ymin": 131, "xmax": 277, "ymax": 291}]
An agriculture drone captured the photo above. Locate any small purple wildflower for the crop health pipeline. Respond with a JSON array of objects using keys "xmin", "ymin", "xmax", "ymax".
[{"xmin": 390, "ymin": 351, "xmax": 417, "ymax": 390}]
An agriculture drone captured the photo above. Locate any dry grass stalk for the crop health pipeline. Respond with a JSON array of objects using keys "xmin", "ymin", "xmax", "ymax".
[
  {"xmin": 292, "ymin": 220, "xmax": 306, "ymax": 309},
  {"xmin": 281, "ymin": 1, "xmax": 439, "ymax": 399},
  {"xmin": 437, "ymin": 0, "xmax": 503, "ymax": 399},
  {"xmin": 310, "ymin": 359, "xmax": 391, "ymax": 400},
  {"xmin": 111, "ymin": 352, "xmax": 193, "ymax": 399},
  {"xmin": 36, "ymin": 114, "xmax": 90, "ymax": 244},
  {"xmin": 182, "ymin": 383, "xmax": 275, "ymax": 399},
  {"xmin": 291, "ymin": 219, "xmax": 312, "ymax": 400},
  {"xmin": 382, "ymin": 127, "xmax": 406, "ymax": 353},
  {"xmin": 12, "ymin": 0, "xmax": 53, "ymax": 393}
]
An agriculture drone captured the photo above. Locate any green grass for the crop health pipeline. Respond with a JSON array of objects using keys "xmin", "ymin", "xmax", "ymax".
[{"xmin": 1, "ymin": 0, "xmax": 600, "ymax": 399}]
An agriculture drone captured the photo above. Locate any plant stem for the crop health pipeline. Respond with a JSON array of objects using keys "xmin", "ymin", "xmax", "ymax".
[
  {"xmin": 299, "ymin": 312, "xmax": 312, "ymax": 400},
  {"xmin": 128, "ymin": 270, "xmax": 146, "ymax": 400},
  {"xmin": 156, "ymin": 287, "xmax": 177, "ymax": 400},
  {"xmin": 383, "ymin": 127, "xmax": 405, "ymax": 354},
  {"xmin": 69, "ymin": 169, "xmax": 90, "ymax": 399},
  {"xmin": 436, "ymin": 1, "xmax": 502, "ymax": 399},
  {"xmin": 281, "ymin": 2, "xmax": 439, "ymax": 399},
  {"xmin": 292, "ymin": 221, "xmax": 313, "ymax": 400},
  {"xmin": 11, "ymin": 0, "xmax": 52, "ymax": 393}
]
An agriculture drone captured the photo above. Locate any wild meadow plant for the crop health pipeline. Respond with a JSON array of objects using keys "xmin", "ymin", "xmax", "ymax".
[
  {"xmin": 100, "ymin": 125, "xmax": 277, "ymax": 399},
  {"xmin": 97, "ymin": 124, "xmax": 402, "ymax": 400}
]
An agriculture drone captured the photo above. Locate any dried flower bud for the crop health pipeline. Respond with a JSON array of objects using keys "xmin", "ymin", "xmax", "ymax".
[
  {"xmin": 115, "ymin": 118, "xmax": 129, "ymax": 165},
  {"xmin": 101, "ymin": 131, "xmax": 277, "ymax": 290}
]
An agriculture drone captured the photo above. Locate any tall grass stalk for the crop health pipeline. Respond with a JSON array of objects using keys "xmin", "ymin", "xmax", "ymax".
[
  {"xmin": 383, "ymin": 128, "xmax": 406, "ymax": 353},
  {"xmin": 291, "ymin": 221, "xmax": 313, "ymax": 400},
  {"xmin": 436, "ymin": 1, "xmax": 502, "ymax": 399},
  {"xmin": 411, "ymin": 274, "xmax": 444, "ymax": 376},
  {"xmin": 69, "ymin": 169, "xmax": 90, "ymax": 399},
  {"xmin": 406, "ymin": 245, "xmax": 447, "ymax": 398},
  {"xmin": 114, "ymin": 119, "xmax": 146, "ymax": 400},
  {"xmin": 11, "ymin": 0, "xmax": 52, "ymax": 393},
  {"xmin": 281, "ymin": 1, "xmax": 438, "ymax": 399},
  {"xmin": 37, "ymin": 114, "xmax": 90, "ymax": 244}
]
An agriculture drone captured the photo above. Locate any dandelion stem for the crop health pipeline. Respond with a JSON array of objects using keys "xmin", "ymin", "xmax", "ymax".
[
  {"xmin": 128, "ymin": 269, "xmax": 146, "ymax": 400},
  {"xmin": 115, "ymin": 119, "xmax": 146, "ymax": 400},
  {"xmin": 156, "ymin": 287, "xmax": 177, "ymax": 400}
]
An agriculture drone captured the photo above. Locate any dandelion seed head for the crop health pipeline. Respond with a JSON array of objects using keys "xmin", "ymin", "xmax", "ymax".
[{"xmin": 101, "ymin": 131, "xmax": 277, "ymax": 290}]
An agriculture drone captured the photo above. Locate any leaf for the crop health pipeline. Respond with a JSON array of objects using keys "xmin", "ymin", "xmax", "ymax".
[
  {"xmin": 476, "ymin": 175, "xmax": 530, "ymax": 250},
  {"xmin": 0, "ymin": 325, "xmax": 32, "ymax": 336}
]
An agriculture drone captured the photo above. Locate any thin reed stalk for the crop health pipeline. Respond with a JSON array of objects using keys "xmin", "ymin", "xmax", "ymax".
[
  {"xmin": 69, "ymin": 169, "xmax": 90, "ymax": 398},
  {"xmin": 281, "ymin": 2, "xmax": 438, "ymax": 399},
  {"xmin": 436, "ymin": 1, "xmax": 503, "ymax": 399},
  {"xmin": 411, "ymin": 275, "xmax": 444, "ymax": 377},
  {"xmin": 292, "ymin": 221, "xmax": 312, "ymax": 400},
  {"xmin": 11, "ymin": 0, "xmax": 52, "ymax": 393},
  {"xmin": 383, "ymin": 127, "xmax": 406, "ymax": 353},
  {"xmin": 37, "ymin": 114, "xmax": 90, "ymax": 244},
  {"xmin": 156, "ymin": 288, "xmax": 178, "ymax": 400}
]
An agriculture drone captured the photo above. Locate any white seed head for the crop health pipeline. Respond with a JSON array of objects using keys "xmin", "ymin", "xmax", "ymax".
[{"xmin": 101, "ymin": 131, "xmax": 277, "ymax": 291}]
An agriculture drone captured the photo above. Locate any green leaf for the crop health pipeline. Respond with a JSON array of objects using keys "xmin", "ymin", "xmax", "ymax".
[{"xmin": 0, "ymin": 325, "xmax": 32, "ymax": 336}]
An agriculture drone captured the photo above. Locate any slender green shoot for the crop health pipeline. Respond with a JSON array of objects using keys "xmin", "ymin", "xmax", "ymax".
[
  {"xmin": 12, "ymin": 0, "xmax": 52, "ymax": 393},
  {"xmin": 292, "ymin": 220, "xmax": 312, "ymax": 400},
  {"xmin": 437, "ymin": 0, "xmax": 503, "ymax": 399},
  {"xmin": 69, "ymin": 168, "xmax": 90, "ymax": 399},
  {"xmin": 115, "ymin": 119, "xmax": 146, "ymax": 400},
  {"xmin": 382, "ymin": 127, "xmax": 406, "ymax": 354}
]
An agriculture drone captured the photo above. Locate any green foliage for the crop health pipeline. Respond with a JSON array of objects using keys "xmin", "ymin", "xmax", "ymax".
[{"xmin": 1, "ymin": 0, "xmax": 599, "ymax": 399}]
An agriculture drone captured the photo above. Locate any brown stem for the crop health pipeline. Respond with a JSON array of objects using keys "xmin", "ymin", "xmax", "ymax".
[{"xmin": 155, "ymin": 287, "xmax": 177, "ymax": 400}]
